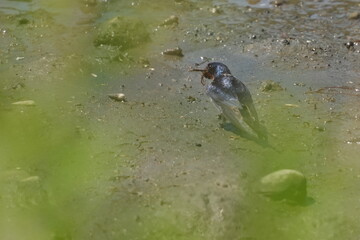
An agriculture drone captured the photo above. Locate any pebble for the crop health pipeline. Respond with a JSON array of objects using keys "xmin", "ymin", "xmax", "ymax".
[
  {"xmin": 108, "ymin": 93, "xmax": 126, "ymax": 102},
  {"xmin": 209, "ymin": 7, "xmax": 222, "ymax": 14},
  {"xmin": 161, "ymin": 47, "xmax": 184, "ymax": 57},
  {"xmin": 348, "ymin": 12, "xmax": 360, "ymax": 20},
  {"xmin": 259, "ymin": 169, "xmax": 307, "ymax": 203}
]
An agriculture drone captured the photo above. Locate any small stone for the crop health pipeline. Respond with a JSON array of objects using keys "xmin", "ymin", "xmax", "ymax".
[
  {"xmin": 161, "ymin": 47, "xmax": 184, "ymax": 57},
  {"xmin": 272, "ymin": 0, "xmax": 285, "ymax": 7},
  {"xmin": 260, "ymin": 80, "xmax": 284, "ymax": 92},
  {"xmin": 160, "ymin": 15, "xmax": 179, "ymax": 26},
  {"xmin": 108, "ymin": 93, "xmax": 126, "ymax": 102},
  {"xmin": 259, "ymin": 169, "xmax": 307, "ymax": 203},
  {"xmin": 209, "ymin": 7, "xmax": 222, "ymax": 14},
  {"xmin": 12, "ymin": 100, "xmax": 35, "ymax": 106},
  {"xmin": 348, "ymin": 12, "xmax": 360, "ymax": 20}
]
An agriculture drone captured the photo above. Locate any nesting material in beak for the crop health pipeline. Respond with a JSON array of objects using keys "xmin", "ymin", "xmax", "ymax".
[{"xmin": 189, "ymin": 68, "xmax": 208, "ymax": 85}]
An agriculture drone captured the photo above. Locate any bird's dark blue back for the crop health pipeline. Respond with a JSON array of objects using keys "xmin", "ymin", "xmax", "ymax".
[{"xmin": 210, "ymin": 74, "xmax": 251, "ymax": 103}]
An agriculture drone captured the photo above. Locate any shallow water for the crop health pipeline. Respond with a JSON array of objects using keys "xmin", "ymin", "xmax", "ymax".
[{"xmin": 1, "ymin": 0, "xmax": 360, "ymax": 239}]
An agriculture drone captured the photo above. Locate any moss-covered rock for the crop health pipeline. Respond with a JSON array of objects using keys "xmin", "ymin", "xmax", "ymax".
[
  {"xmin": 94, "ymin": 16, "xmax": 150, "ymax": 49},
  {"xmin": 259, "ymin": 169, "xmax": 307, "ymax": 203}
]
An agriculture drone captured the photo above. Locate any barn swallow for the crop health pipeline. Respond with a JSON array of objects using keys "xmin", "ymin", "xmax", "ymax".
[{"xmin": 190, "ymin": 62, "xmax": 267, "ymax": 141}]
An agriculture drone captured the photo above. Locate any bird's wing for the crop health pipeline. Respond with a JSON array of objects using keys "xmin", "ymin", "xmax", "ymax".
[
  {"xmin": 236, "ymin": 91, "xmax": 268, "ymax": 140},
  {"xmin": 206, "ymin": 84, "xmax": 248, "ymax": 130},
  {"xmin": 240, "ymin": 96, "xmax": 259, "ymax": 123},
  {"xmin": 232, "ymin": 80, "xmax": 260, "ymax": 123},
  {"xmin": 206, "ymin": 84, "xmax": 243, "ymax": 109}
]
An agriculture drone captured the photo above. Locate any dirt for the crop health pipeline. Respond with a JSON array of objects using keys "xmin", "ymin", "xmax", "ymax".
[{"xmin": 1, "ymin": 0, "xmax": 360, "ymax": 239}]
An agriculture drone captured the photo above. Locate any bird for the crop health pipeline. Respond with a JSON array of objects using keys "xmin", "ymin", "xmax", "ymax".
[{"xmin": 190, "ymin": 62, "xmax": 267, "ymax": 141}]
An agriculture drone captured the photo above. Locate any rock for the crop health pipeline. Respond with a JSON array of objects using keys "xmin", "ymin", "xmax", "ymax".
[
  {"xmin": 108, "ymin": 93, "xmax": 126, "ymax": 102},
  {"xmin": 260, "ymin": 80, "xmax": 284, "ymax": 92},
  {"xmin": 209, "ymin": 7, "xmax": 222, "ymax": 14},
  {"xmin": 161, "ymin": 47, "xmax": 184, "ymax": 57},
  {"xmin": 94, "ymin": 16, "xmax": 150, "ymax": 48},
  {"xmin": 271, "ymin": 0, "xmax": 285, "ymax": 7},
  {"xmin": 12, "ymin": 100, "xmax": 35, "ymax": 106},
  {"xmin": 348, "ymin": 12, "xmax": 360, "ymax": 20},
  {"xmin": 259, "ymin": 169, "xmax": 307, "ymax": 203},
  {"xmin": 160, "ymin": 15, "xmax": 179, "ymax": 26}
]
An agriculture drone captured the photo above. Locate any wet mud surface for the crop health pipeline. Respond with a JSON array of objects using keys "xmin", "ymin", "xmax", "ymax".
[{"xmin": 1, "ymin": 0, "xmax": 360, "ymax": 239}]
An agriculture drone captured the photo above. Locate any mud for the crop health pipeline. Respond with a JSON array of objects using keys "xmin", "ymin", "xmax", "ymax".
[{"xmin": 1, "ymin": 0, "xmax": 360, "ymax": 239}]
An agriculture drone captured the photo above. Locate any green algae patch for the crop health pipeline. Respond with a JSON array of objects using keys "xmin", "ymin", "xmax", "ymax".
[{"xmin": 94, "ymin": 16, "xmax": 150, "ymax": 49}]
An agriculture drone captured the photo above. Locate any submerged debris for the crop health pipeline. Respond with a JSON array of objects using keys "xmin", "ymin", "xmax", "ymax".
[
  {"xmin": 12, "ymin": 100, "xmax": 35, "ymax": 106},
  {"xmin": 94, "ymin": 16, "xmax": 150, "ymax": 48},
  {"xmin": 18, "ymin": 18, "xmax": 30, "ymax": 25},
  {"xmin": 160, "ymin": 15, "xmax": 179, "ymax": 26},
  {"xmin": 162, "ymin": 47, "xmax": 184, "ymax": 57},
  {"xmin": 108, "ymin": 93, "xmax": 126, "ymax": 102},
  {"xmin": 138, "ymin": 57, "xmax": 150, "ymax": 68},
  {"xmin": 284, "ymin": 103, "xmax": 299, "ymax": 108},
  {"xmin": 260, "ymin": 80, "xmax": 284, "ymax": 92},
  {"xmin": 259, "ymin": 169, "xmax": 307, "ymax": 203},
  {"xmin": 186, "ymin": 96, "xmax": 197, "ymax": 103},
  {"xmin": 306, "ymin": 85, "xmax": 360, "ymax": 97},
  {"xmin": 345, "ymin": 41, "xmax": 354, "ymax": 49},
  {"xmin": 346, "ymin": 138, "xmax": 360, "ymax": 145}
]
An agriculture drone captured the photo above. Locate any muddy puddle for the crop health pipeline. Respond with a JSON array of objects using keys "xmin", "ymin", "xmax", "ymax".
[{"xmin": 1, "ymin": 0, "xmax": 360, "ymax": 239}]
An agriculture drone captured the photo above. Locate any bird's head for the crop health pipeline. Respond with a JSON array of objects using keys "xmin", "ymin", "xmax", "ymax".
[{"xmin": 189, "ymin": 62, "xmax": 231, "ymax": 85}]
